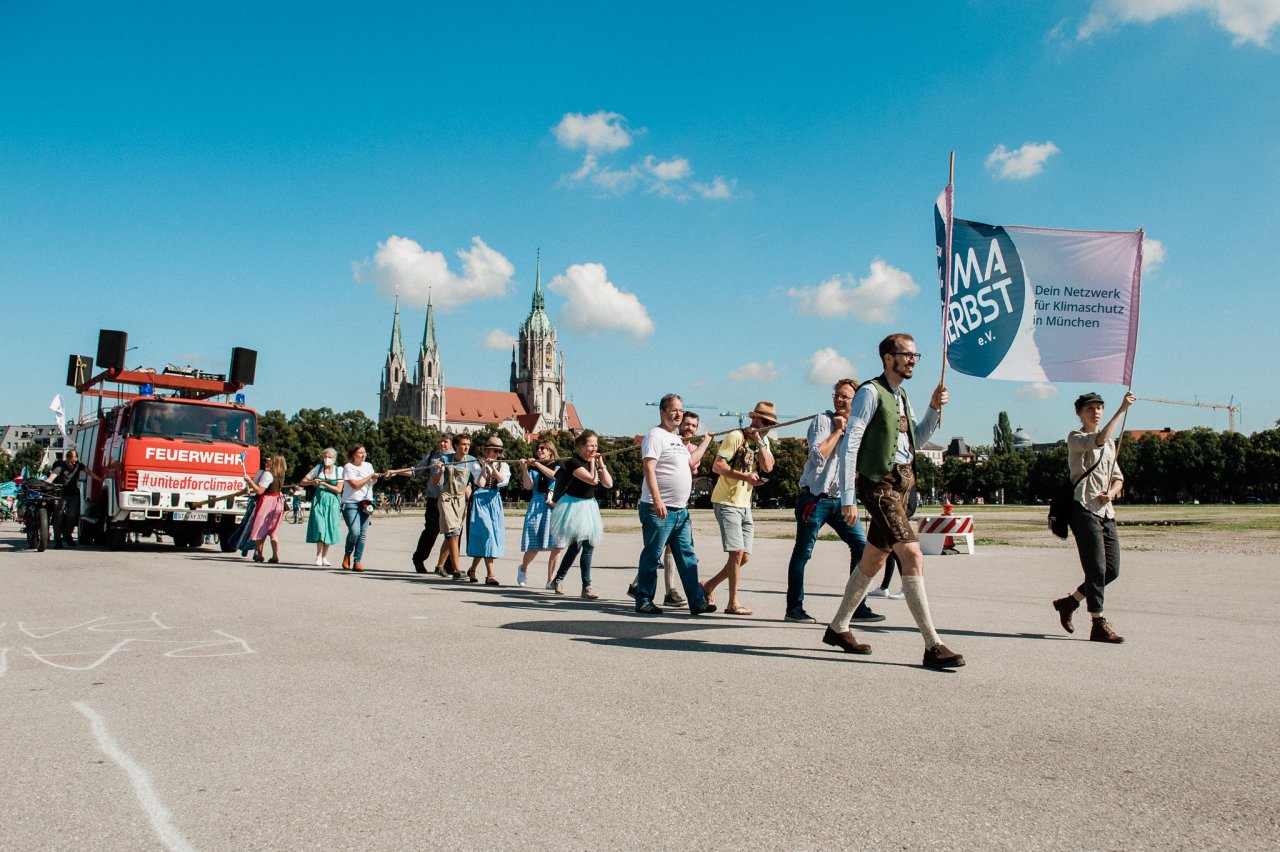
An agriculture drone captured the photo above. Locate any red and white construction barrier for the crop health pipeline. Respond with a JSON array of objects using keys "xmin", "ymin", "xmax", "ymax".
[{"xmin": 916, "ymin": 514, "xmax": 976, "ymax": 555}]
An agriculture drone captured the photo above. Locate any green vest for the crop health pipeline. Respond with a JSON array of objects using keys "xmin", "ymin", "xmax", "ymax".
[{"xmin": 856, "ymin": 374, "xmax": 917, "ymax": 482}]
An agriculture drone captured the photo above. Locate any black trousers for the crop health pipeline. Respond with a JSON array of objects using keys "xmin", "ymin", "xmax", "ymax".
[
  {"xmin": 1068, "ymin": 502, "xmax": 1120, "ymax": 613},
  {"xmin": 53, "ymin": 498, "xmax": 79, "ymax": 545},
  {"xmin": 412, "ymin": 497, "xmax": 441, "ymax": 566}
]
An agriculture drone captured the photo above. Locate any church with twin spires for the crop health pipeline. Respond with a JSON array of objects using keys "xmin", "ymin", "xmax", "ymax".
[{"xmin": 378, "ymin": 261, "xmax": 582, "ymax": 439}]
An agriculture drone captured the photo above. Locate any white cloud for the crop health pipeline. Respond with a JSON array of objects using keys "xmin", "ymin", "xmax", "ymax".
[
  {"xmin": 553, "ymin": 111, "xmax": 634, "ymax": 154},
  {"xmin": 1077, "ymin": 0, "xmax": 1280, "ymax": 47},
  {"xmin": 806, "ymin": 348, "xmax": 858, "ymax": 386},
  {"xmin": 353, "ymin": 235, "xmax": 515, "ymax": 310},
  {"xmin": 481, "ymin": 329, "xmax": 518, "ymax": 351},
  {"xmin": 986, "ymin": 142, "xmax": 1060, "ymax": 179},
  {"xmin": 788, "ymin": 259, "xmax": 920, "ymax": 323},
  {"xmin": 1016, "ymin": 382, "xmax": 1060, "ymax": 402},
  {"xmin": 555, "ymin": 111, "xmax": 737, "ymax": 202},
  {"xmin": 729, "ymin": 361, "xmax": 780, "ymax": 383},
  {"xmin": 644, "ymin": 155, "xmax": 691, "ymax": 182},
  {"xmin": 693, "ymin": 176, "xmax": 736, "ymax": 199},
  {"xmin": 1142, "ymin": 237, "xmax": 1166, "ymax": 275},
  {"xmin": 547, "ymin": 263, "xmax": 655, "ymax": 341}
]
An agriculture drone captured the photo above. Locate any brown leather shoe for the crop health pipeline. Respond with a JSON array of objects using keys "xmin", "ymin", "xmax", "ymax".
[
  {"xmin": 822, "ymin": 626, "xmax": 871, "ymax": 655},
  {"xmin": 923, "ymin": 643, "xmax": 966, "ymax": 669},
  {"xmin": 1053, "ymin": 596, "xmax": 1080, "ymax": 634},
  {"xmin": 352, "ymin": 562, "xmax": 364, "ymax": 572},
  {"xmin": 342, "ymin": 554, "xmax": 352, "ymax": 570},
  {"xmin": 1090, "ymin": 618, "xmax": 1124, "ymax": 643}
]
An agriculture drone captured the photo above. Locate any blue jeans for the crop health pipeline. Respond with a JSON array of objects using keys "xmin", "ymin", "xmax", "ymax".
[
  {"xmin": 785, "ymin": 490, "xmax": 866, "ymax": 613},
  {"xmin": 635, "ymin": 502, "xmax": 708, "ymax": 611},
  {"xmin": 341, "ymin": 503, "xmax": 370, "ymax": 562}
]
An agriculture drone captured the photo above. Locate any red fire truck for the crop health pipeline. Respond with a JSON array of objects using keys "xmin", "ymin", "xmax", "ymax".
[{"xmin": 68, "ymin": 331, "xmax": 261, "ymax": 550}]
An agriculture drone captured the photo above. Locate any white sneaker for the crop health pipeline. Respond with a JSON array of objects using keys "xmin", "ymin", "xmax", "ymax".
[
  {"xmin": 314, "ymin": 556, "xmax": 323, "ymax": 566},
  {"xmin": 322, "ymin": 558, "xmax": 332, "ymax": 567},
  {"xmin": 867, "ymin": 587, "xmax": 889, "ymax": 598},
  {"xmin": 517, "ymin": 569, "xmax": 527, "ymax": 587},
  {"xmin": 545, "ymin": 581, "xmax": 554, "ymax": 591},
  {"xmin": 886, "ymin": 589, "xmax": 905, "ymax": 600}
]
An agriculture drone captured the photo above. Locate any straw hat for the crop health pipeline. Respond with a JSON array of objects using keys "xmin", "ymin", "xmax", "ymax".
[
  {"xmin": 750, "ymin": 401, "xmax": 778, "ymax": 425},
  {"xmin": 484, "ymin": 436, "xmax": 505, "ymax": 452}
]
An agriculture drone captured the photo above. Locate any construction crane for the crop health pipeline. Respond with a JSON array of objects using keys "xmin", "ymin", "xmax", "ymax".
[
  {"xmin": 1135, "ymin": 395, "xmax": 1241, "ymax": 433},
  {"xmin": 719, "ymin": 410, "xmax": 805, "ymax": 429}
]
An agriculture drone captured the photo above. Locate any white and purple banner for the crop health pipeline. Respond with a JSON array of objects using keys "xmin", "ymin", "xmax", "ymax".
[{"xmin": 935, "ymin": 202, "xmax": 1143, "ymax": 385}]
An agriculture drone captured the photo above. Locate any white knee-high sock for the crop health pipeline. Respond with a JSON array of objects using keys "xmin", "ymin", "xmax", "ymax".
[
  {"xmin": 901, "ymin": 575, "xmax": 941, "ymax": 649},
  {"xmin": 829, "ymin": 568, "xmax": 877, "ymax": 632}
]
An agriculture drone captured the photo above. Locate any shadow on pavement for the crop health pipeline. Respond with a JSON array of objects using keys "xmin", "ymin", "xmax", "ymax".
[{"xmin": 494, "ymin": 616, "xmax": 928, "ymax": 669}]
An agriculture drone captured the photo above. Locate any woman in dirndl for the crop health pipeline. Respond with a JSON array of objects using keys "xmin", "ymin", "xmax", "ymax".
[
  {"xmin": 301, "ymin": 447, "xmax": 342, "ymax": 566},
  {"xmin": 465, "ymin": 436, "xmax": 511, "ymax": 585},
  {"xmin": 517, "ymin": 439, "xmax": 563, "ymax": 588},
  {"xmin": 246, "ymin": 453, "xmax": 288, "ymax": 564},
  {"xmin": 549, "ymin": 430, "xmax": 612, "ymax": 600}
]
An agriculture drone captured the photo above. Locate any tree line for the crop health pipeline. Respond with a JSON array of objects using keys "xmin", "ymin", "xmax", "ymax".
[
  {"xmin": 917, "ymin": 415, "xmax": 1280, "ymax": 505},
  {"xmin": 6, "ymin": 407, "xmax": 1275, "ymax": 506}
]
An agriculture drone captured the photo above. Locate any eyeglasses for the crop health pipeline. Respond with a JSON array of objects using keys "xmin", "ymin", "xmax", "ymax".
[{"xmin": 893, "ymin": 352, "xmax": 923, "ymax": 362}]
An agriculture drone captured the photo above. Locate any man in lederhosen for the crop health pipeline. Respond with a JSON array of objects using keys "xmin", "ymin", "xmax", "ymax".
[{"xmin": 821, "ymin": 333, "xmax": 965, "ymax": 670}]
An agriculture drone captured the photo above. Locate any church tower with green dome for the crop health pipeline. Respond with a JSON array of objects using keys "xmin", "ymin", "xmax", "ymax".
[{"xmin": 511, "ymin": 252, "xmax": 568, "ymax": 430}]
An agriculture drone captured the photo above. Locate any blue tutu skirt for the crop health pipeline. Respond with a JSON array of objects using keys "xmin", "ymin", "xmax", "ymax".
[{"xmin": 550, "ymin": 495, "xmax": 603, "ymax": 546}]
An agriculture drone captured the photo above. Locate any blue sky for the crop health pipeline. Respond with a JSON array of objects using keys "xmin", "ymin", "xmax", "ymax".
[{"xmin": 3, "ymin": 2, "xmax": 1277, "ymax": 446}]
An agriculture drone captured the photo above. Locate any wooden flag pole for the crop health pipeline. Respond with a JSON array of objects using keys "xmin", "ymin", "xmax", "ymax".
[{"xmin": 939, "ymin": 151, "xmax": 955, "ymax": 424}]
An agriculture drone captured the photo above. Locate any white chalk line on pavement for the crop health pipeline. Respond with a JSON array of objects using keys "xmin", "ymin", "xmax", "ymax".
[
  {"xmin": 0, "ymin": 647, "xmax": 8, "ymax": 678},
  {"xmin": 72, "ymin": 701, "xmax": 198, "ymax": 852},
  {"xmin": 19, "ymin": 616, "xmax": 107, "ymax": 639}
]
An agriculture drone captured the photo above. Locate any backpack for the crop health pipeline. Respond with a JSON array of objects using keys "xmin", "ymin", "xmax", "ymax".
[{"xmin": 1048, "ymin": 457, "xmax": 1102, "ymax": 539}]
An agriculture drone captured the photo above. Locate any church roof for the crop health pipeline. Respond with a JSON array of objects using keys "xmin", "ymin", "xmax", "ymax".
[
  {"xmin": 446, "ymin": 388, "xmax": 528, "ymax": 424},
  {"xmin": 443, "ymin": 387, "xmax": 584, "ymax": 434}
]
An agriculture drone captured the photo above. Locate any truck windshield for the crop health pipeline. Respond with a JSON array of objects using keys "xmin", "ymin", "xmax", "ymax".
[{"xmin": 128, "ymin": 401, "xmax": 259, "ymax": 445}]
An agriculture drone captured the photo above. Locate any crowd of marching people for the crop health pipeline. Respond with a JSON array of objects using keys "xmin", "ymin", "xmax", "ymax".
[{"xmin": 27, "ymin": 333, "xmax": 1137, "ymax": 670}]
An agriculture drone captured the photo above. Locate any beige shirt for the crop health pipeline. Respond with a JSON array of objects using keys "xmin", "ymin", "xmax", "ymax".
[{"xmin": 1067, "ymin": 430, "xmax": 1124, "ymax": 519}]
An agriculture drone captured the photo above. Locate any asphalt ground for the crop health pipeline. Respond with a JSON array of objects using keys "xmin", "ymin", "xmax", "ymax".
[{"xmin": 2, "ymin": 510, "xmax": 1278, "ymax": 851}]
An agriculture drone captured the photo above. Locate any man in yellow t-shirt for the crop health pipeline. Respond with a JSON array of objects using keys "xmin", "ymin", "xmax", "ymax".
[{"xmin": 701, "ymin": 401, "xmax": 777, "ymax": 615}]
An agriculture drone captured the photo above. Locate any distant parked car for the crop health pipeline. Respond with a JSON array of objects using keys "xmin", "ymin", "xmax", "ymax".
[{"xmin": 1244, "ymin": 496, "xmax": 1263, "ymax": 504}]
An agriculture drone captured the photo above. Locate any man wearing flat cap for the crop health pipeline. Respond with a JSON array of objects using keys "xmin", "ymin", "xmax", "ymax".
[{"xmin": 701, "ymin": 401, "xmax": 776, "ymax": 616}]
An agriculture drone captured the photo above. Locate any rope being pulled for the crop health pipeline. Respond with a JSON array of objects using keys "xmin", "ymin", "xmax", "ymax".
[{"xmin": 188, "ymin": 412, "xmax": 824, "ymax": 508}]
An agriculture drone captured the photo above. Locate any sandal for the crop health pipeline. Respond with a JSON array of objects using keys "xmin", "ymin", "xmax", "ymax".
[
  {"xmin": 468, "ymin": 572, "xmax": 480, "ymax": 584},
  {"xmin": 485, "ymin": 576, "xmax": 500, "ymax": 586},
  {"xmin": 700, "ymin": 581, "xmax": 716, "ymax": 606},
  {"xmin": 725, "ymin": 604, "xmax": 754, "ymax": 616}
]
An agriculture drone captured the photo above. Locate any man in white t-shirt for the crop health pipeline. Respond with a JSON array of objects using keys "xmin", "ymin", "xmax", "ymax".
[{"xmin": 632, "ymin": 394, "xmax": 717, "ymax": 615}]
